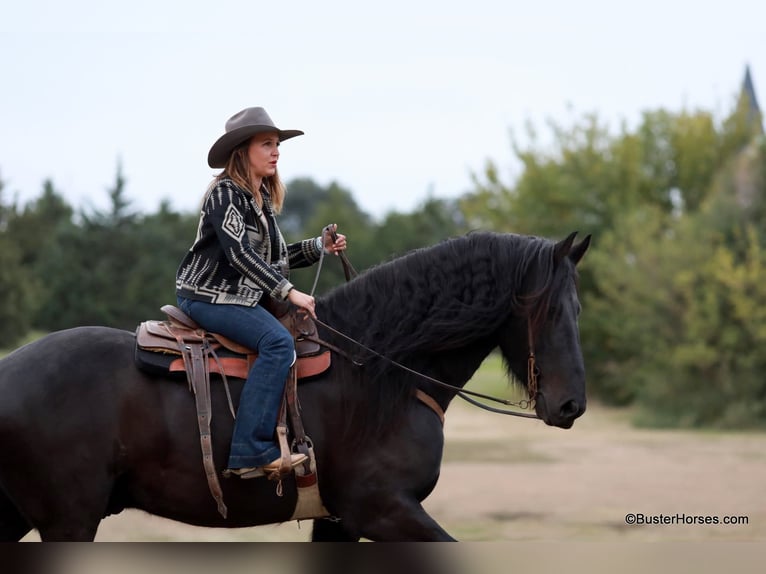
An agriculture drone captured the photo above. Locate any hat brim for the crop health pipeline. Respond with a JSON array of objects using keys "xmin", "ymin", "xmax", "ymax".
[{"xmin": 207, "ymin": 125, "xmax": 304, "ymax": 168}]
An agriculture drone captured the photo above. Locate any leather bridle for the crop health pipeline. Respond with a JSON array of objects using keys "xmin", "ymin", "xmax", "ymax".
[{"xmin": 310, "ymin": 316, "xmax": 540, "ymax": 420}]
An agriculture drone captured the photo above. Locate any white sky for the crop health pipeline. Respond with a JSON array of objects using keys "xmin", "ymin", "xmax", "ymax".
[{"xmin": 1, "ymin": 0, "xmax": 764, "ymax": 220}]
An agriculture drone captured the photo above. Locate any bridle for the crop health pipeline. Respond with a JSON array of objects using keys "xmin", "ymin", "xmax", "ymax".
[
  {"xmin": 311, "ymin": 316, "xmax": 540, "ymax": 419},
  {"xmin": 309, "ymin": 226, "xmax": 541, "ymax": 420},
  {"xmin": 453, "ymin": 321, "xmax": 540, "ymax": 419}
]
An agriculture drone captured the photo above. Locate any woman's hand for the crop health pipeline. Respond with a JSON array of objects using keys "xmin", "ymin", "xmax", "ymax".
[
  {"xmin": 323, "ymin": 223, "xmax": 347, "ymax": 256},
  {"xmin": 287, "ymin": 288, "xmax": 316, "ymax": 319}
]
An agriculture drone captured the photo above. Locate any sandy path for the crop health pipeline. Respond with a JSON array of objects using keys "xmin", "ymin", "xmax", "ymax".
[{"xmin": 430, "ymin": 403, "xmax": 765, "ymax": 541}]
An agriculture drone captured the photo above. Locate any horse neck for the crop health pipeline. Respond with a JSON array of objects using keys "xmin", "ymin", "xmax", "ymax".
[
  {"xmin": 317, "ymin": 294, "xmax": 500, "ymax": 415},
  {"xmin": 415, "ymin": 337, "xmax": 500, "ymax": 410}
]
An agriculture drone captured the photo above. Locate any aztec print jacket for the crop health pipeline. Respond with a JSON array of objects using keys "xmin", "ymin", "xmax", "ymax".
[{"xmin": 175, "ymin": 178, "xmax": 322, "ymax": 307}]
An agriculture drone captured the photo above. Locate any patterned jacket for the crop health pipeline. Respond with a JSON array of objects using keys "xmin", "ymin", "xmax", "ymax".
[{"xmin": 175, "ymin": 178, "xmax": 322, "ymax": 306}]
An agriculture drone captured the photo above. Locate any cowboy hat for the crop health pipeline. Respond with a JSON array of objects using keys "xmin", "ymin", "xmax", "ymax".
[{"xmin": 207, "ymin": 107, "xmax": 304, "ymax": 168}]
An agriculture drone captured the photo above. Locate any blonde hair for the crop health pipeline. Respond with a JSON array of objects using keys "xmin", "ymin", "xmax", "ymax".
[{"xmin": 209, "ymin": 139, "xmax": 286, "ymax": 213}]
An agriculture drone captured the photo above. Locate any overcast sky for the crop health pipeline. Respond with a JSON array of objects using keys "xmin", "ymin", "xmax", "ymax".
[{"xmin": 1, "ymin": 0, "xmax": 764, "ymax": 221}]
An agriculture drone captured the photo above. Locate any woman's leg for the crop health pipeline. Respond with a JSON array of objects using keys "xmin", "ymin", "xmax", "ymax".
[{"xmin": 178, "ymin": 298, "xmax": 295, "ymax": 468}]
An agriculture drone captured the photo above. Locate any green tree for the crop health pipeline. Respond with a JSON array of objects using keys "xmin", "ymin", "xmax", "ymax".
[
  {"xmin": 280, "ymin": 177, "xmax": 331, "ymax": 237},
  {"xmin": 26, "ymin": 170, "xmax": 198, "ymax": 332},
  {"xmin": 4, "ymin": 180, "xmax": 76, "ymax": 331},
  {"xmin": 636, "ymin": 216, "xmax": 766, "ymax": 428},
  {"xmin": 125, "ymin": 200, "xmax": 199, "ymax": 320},
  {"xmin": 0, "ymin": 175, "xmax": 35, "ymax": 346},
  {"xmin": 580, "ymin": 205, "xmax": 676, "ymax": 405},
  {"xmin": 373, "ymin": 197, "xmax": 466, "ymax": 260}
]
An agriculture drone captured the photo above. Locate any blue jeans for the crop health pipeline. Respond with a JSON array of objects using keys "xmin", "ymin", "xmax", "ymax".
[{"xmin": 177, "ymin": 296, "xmax": 295, "ymax": 468}]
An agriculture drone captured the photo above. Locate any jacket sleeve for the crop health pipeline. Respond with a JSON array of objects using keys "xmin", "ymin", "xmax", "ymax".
[
  {"xmin": 205, "ymin": 182, "xmax": 294, "ymax": 300},
  {"xmin": 286, "ymin": 237, "xmax": 323, "ymax": 269}
]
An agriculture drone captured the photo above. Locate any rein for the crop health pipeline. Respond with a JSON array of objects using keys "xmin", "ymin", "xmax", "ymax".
[
  {"xmin": 310, "ymin": 225, "xmax": 358, "ymax": 296},
  {"xmin": 312, "ymin": 317, "xmax": 540, "ymax": 419},
  {"xmin": 307, "ymin": 228, "xmax": 540, "ymax": 420}
]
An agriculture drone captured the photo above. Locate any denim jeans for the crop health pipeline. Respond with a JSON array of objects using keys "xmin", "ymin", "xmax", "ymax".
[{"xmin": 177, "ymin": 296, "xmax": 295, "ymax": 468}]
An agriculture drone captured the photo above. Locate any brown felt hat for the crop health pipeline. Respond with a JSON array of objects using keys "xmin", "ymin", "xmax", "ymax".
[{"xmin": 207, "ymin": 107, "xmax": 304, "ymax": 168}]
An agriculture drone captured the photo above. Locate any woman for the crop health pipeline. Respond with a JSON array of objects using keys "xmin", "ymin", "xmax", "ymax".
[{"xmin": 175, "ymin": 107, "xmax": 347, "ymax": 478}]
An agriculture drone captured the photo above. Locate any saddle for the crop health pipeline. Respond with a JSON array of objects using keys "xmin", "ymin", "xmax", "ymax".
[
  {"xmin": 134, "ymin": 304, "xmax": 332, "ymax": 520},
  {"xmin": 135, "ymin": 305, "xmax": 330, "ymax": 380}
]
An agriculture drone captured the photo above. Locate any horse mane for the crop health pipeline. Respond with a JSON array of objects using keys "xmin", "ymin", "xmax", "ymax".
[{"xmin": 317, "ymin": 231, "xmax": 564, "ymax": 441}]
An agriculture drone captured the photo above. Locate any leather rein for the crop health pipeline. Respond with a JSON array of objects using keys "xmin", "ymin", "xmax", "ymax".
[{"xmin": 309, "ymin": 226, "xmax": 540, "ymax": 420}]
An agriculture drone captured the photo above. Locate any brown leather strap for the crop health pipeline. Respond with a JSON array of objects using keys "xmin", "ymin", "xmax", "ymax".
[
  {"xmin": 186, "ymin": 340, "xmax": 228, "ymax": 518},
  {"xmin": 415, "ymin": 389, "xmax": 445, "ymax": 425},
  {"xmin": 328, "ymin": 226, "xmax": 358, "ymax": 281},
  {"xmin": 270, "ymin": 381, "xmax": 293, "ymax": 482},
  {"xmin": 286, "ymin": 365, "xmax": 311, "ymax": 467},
  {"xmin": 273, "ymin": 422, "xmax": 291, "ymax": 482}
]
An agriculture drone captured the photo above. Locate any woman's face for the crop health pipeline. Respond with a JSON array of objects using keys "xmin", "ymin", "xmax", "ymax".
[{"xmin": 247, "ymin": 131, "xmax": 280, "ymax": 179}]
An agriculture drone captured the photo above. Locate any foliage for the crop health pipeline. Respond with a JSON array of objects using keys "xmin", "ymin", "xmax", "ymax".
[
  {"xmin": 633, "ymin": 158, "xmax": 766, "ymax": 427},
  {"xmin": 0, "ymin": 175, "xmax": 36, "ymax": 346},
  {"xmin": 10, "ymin": 168, "xmax": 198, "ymax": 333}
]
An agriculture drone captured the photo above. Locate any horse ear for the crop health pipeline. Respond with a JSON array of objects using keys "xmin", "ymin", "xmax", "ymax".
[
  {"xmin": 554, "ymin": 231, "xmax": 578, "ymax": 264},
  {"xmin": 568, "ymin": 234, "xmax": 592, "ymax": 266}
]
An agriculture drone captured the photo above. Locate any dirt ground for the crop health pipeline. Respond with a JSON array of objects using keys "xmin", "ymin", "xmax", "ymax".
[{"xmin": 22, "ymin": 402, "xmax": 766, "ymax": 542}]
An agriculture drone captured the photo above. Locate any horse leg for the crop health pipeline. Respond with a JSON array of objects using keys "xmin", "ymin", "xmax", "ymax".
[
  {"xmin": 311, "ymin": 517, "xmax": 361, "ymax": 541},
  {"xmin": 3, "ymin": 471, "xmax": 112, "ymax": 541},
  {"xmin": 359, "ymin": 496, "xmax": 456, "ymax": 542},
  {"xmin": 32, "ymin": 483, "xmax": 111, "ymax": 541},
  {"xmin": 0, "ymin": 489, "xmax": 31, "ymax": 541},
  {"xmin": 35, "ymin": 513, "xmax": 102, "ymax": 542}
]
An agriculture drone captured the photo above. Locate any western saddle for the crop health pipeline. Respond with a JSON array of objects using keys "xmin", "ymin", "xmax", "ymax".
[{"xmin": 135, "ymin": 304, "xmax": 331, "ymax": 519}]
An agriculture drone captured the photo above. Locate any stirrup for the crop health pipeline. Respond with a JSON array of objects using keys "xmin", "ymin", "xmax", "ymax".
[{"xmin": 223, "ymin": 453, "xmax": 307, "ymax": 480}]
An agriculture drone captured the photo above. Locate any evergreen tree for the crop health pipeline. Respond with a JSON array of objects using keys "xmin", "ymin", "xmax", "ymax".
[{"xmin": 0, "ymin": 175, "xmax": 34, "ymax": 347}]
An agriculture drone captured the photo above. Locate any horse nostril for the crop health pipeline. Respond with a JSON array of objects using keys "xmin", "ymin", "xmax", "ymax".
[{"xmin": 559, "ymin": 400, "xmax": 580, "ymax": 419}]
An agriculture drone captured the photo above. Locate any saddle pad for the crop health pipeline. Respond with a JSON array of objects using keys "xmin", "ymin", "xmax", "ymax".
[
  {"xmin": 135, "ymin": 344, "xmax": 331, "ymax": 381},
  {"xmin": 169, "ymin": 353, "xmax": 331, "ymax": 380}
]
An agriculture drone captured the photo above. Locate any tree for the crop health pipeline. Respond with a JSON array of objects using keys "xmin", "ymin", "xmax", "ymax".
[
  {"xmin": 373, "ymin": 197, "xmax": 466, "ymax": 260},
  {"xmin": 280, "ymin": 177, "xmax": 330, "ymax": 237},
  {"xmin": 35, "ymin": 165, "xmax": 149, "ymax": 330},
  {"xmin": 579, "ymin": 206, "xmax": 676, "ymax": 405},
  {"xmin": 0, "ymin": 175, "xmax": 35, "ymax": 347},
  {"xmin": 124, "ymin": 200, "xmax": 199, "ymax": 321}
]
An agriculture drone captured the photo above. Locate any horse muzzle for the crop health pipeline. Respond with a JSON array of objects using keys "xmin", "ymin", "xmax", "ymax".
[{"xmin": 535, "ymin": 392, "xmax": 586, "ymax": 429}]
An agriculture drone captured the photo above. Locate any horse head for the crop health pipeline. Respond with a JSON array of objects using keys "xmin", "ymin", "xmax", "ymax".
[{"xmin": 497, "ymin": 231, "xmax": 591, "ymax": 429}]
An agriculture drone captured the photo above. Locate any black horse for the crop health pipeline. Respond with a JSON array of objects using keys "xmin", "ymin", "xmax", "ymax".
[{"xmin": 0, "ymin": 231, "xmax": 590, "ymax": 541}]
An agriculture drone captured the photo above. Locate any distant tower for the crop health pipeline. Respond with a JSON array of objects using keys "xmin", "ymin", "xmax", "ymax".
[
  {"xmin": 740, "ymin": 64, "xmax": 763, "ymax": 134},
  {"xmin": 732, "ymin": 65, "xmax": 763, "ymax": 210}
]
